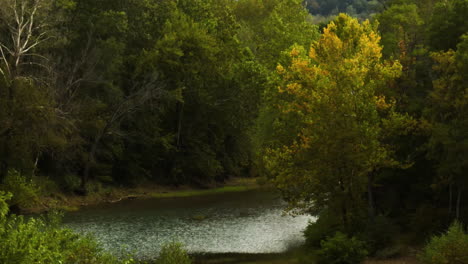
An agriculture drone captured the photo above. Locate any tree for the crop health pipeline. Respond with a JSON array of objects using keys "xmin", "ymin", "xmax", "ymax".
[
  {"xmin": 0, "ymin": 0, "xmax": 52, "ymax": 78},
  {"xmin": 234, "ymin": 0, "xmax": 319, "ymax": 69},
  {"xmin": 428, "ymin": 0, "xmax": 468, "ymax": 51},
  {"xmin": 0, "ymin": 0, "xmax": 65, "ymax": 182},
  {"xmin": 425, "ymin": 36, "xmax": 468, "ymax": 220},
  {"xmin": 258, "ymin": 14, "xmax": 407, "ymax": 227},
  {"xmin": 376, "ymin": 3, "xmax": 423, "ymax": 59}
]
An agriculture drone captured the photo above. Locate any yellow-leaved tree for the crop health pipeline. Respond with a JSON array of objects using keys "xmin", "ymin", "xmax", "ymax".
[{"xmin": 257, "ymin": 14, "xmax": 412, "ymax": 228}]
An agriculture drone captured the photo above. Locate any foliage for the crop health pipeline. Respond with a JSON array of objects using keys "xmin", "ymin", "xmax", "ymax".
[
  {"xmin": 424, "ymin": 35, "xmax": 468, "ymax": 219},
  {"xmin": 0, "ymin": 170, "xmax": 40, "ymax": 209},
  {"xmin": 419, "ymin": 222, "xmax": 468, "ymax": 264},
  {"xmin": 259, "ymin": 14, "xmax": 406, "ymax": 227},
  {"xmin": 376, "ymin": 2, "xmax": 423, "ymax": 59},
  {"xmin": 304, "ymin": 0, "xmax": 385, "ymax": 19},
  {"xmin": 156, "ymin": 242, "xmax": 192, "ymax": 264},
  {"xmin": 0, "ymin": 191, "xmax": 11, "ymax": 218},
  {"xmin": 428, "ymin": 0, "xmax": 468, "ymax": 51},
  {"xmin": 0, "ymin": 193, "xmax": 132, "ymax": 264},
  {"xmin": 0, "ymin": 1, "xmax": 467, "ymax": 261},
  {"xmin": 304, "ymin": 210, "xmax": 343, "ymax": 247},
  {"xmin": 363, "ymin": 215, "xmax": 400, "ymax": 255},
  {"xmin": 318, "ymin": 232, "xmax": 368, "ymax": 264}
]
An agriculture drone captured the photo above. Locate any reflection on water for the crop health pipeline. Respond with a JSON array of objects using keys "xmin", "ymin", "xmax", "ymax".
[{"xmin": 64, "ymin": 190, "xmax": 314, "ymax": 259}]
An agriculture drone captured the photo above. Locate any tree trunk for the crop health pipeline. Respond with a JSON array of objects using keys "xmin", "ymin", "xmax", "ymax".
[
  {"xmin": 368, "ymin": 172, "xmax": 376, "ymax": 221},
  {"xmin": 176, "ymin": 102, "xmax": 184, "ymax": 148},
  {"xmin": 0, "ymin": 130, "xmax": 12, "ymax": 183},
  {"xmin": 449, "ymin": 183, "xmax": 453, "ymax": 215},
  {"xmin": 456, "ymin": 187, "xmax": 462, "ymax": 220},
  {"xmin": 80, "ymin": 133, "xmax": 102, "ymax": 195}
]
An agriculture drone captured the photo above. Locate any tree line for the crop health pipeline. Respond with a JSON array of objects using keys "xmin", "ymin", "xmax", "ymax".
[
  {"xmin": 0, "ymin": 0, "xmax": 466, "ymax": 237},
  {"xmin": 0, "ymin": 0, "xmax": 316, "ymax": 195},
  {"xmin": 255, "ymin": 0, "xmax": 468, "ymax": 253}
]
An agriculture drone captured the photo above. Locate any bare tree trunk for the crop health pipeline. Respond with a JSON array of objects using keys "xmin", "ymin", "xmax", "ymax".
[
  {"xmin": 456, "ymin": 187, "xmax": 462, "ymax": 220},
  {"xmin": 0, "ymin": 141, "xmax": 9, "ymax": 183},
  {"xmin": 32, "ymin": 152, "xmax": 39, "ymax": 177},
  {"xmin": 449, "ymin": 183, "xmax": 453, "ymax": 215},
  {"xmin": 339, "ymin": 176, "xmax": 348, "ymax": 228},
  {"xmin": 368, "ymin": 172, "xmax": 376, "ymax": 221},
  {"xmin": 176, "ymin": 102, "xmax": 184, "ymax": 148},
  {"xmin": 80, "ymin": 132, "xmax": 103, "ymax": 194}
]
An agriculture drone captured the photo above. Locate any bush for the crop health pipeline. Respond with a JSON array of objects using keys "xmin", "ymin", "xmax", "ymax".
[
  {"xmin": 304, "ymin": 210, "xmax": 343, "ymax": 247},
  {"xmin": 318, "ymin": 232, "xmax": 368, "ymax": 264},
  {"xmin": 419, "ymin": 221, "xmax": 468, "ymax": 264},
  {"xmin": 156, "ymin": 242, "xmax": 192, "ymax": 264},
  {"xmin": 61, "ymin": 174, "xmax": 81, "ymax": 192},
  {"xmin": 0, "ymin": 193, "xmax": 133, "ymax": 264},
  {"xmin": 0, "ymin": 170, "xmax": 40, "ymax": 209},
  {"xmin": 409, "ymin": 205, "xmax": 446, "ymax": 242},
  {"xmin": 363, "ymin": 215, "xmax": 400, "ymax": 255}
]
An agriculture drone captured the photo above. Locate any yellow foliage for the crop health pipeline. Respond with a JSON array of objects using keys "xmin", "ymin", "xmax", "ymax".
[{"xmin": 261, "ymin": 13, "xmax": 407, "ymax": 216}]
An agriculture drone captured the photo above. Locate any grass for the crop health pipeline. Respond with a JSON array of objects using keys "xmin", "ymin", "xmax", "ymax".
[
  {"xmin": 23, "ymin": 177, "xmax": 265, "ymax": 214},
  {"xmin": 364, "ymin": 257, "xmax": 420, "ymax": 264},
  {"xmin": 151, "ymin": 185, "xmax": 259, "ymax": 198}
]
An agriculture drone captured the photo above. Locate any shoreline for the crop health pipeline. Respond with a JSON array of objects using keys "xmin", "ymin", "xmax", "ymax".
[{"xmin": 22, "ymin": 177, "xmax": 266, "ymax": 214}]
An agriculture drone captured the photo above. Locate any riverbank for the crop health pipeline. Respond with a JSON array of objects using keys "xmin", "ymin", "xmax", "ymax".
[{"xmin": 23, "ymin": 177, "xmax": 266, "ymax": 214}]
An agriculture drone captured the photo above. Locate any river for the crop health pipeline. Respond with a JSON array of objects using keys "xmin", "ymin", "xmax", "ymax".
[{"xmin": 63, "ymin": 190, "xmax": 314, "ymax": 259}]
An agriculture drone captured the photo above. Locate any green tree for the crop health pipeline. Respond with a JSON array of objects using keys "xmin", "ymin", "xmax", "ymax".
[
  {"xmin": 425, "ymin": 36, "xmax": 468, "ymax": 220},
  {"xmin": 259, "ymin": 14, "xmax": 407, "ymax": 227},
  {"xmin": 429, "ymin": 0, "xmax": 468, "ymax": 51},
  {"xmin": 234, "ymin": 0, "xmax": 319, "ymax": 69}
]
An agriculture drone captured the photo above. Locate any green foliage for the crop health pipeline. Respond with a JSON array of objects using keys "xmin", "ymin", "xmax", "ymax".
[
  {"xmin": 409, "ymin": 205, "xmax": 447, "ymax": 241},
  {"xmin": 363, "ymin": 215, "xmax": 400, "ymax": 255},
  {"xmin": 235, "ymin": 0, "xmax": 319, "ymax": 69},
  {"xmin": 376, "ymin": 3, "xmax": 423, "ymax": 58},
  {"xmin": 419, "ymin": 222, "xmax": 468, "ymax": 264},
  {"xmin": 61, "ymin": 174, "xmax": 82, "ymax": 193},
  {"xmin": 318, "ymin": 232, "xmax": 368, "ymax": 264},
  {"xmin": 156, "ymin": 242, "xmax": 192, "ymax": 264},
  {"xmin": 304, "ymin": 0, "xmax": 385, "ymax": 19},
  {"xmin": 0, "ymin": 170, "xmax": 40, "ymax": 209},
  {"xmin": 0, "ymin": 193, "xmax": 130, "ymax": 264},
  {"xmin": 259, "ymin": 14, "xmax": 405, "ymax": 226},
  {"xmin": 0, "ymin": 191, "xmax": 11, "ymax": 218},
  {"xmin": 429, "ymin": 0, "xmax": 468, "ymax": 51},
  {"xmin": 304, "ymin": 210, "xmax": 343, "ymax": 247}
]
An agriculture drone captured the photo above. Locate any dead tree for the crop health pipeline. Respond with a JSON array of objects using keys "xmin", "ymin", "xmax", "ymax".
[
  {"xmin": 0, "ymin": 0, "xmax": 51, "ymax": 180},
  {"xmin": 0, "ymin": 0, "xmax": 51, "ymax": 78}
]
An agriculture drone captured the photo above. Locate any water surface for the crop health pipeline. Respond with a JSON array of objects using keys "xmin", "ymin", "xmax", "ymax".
[{"xmin": 64, "ymin": 190, "xmax": 313, "ymax": 259}]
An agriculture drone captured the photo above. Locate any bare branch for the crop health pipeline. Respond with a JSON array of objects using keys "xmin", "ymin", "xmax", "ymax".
[
  {"xmin": 0, "ymin": 0, "xmax": 50, "ymax": 76},
  {"xmin": 0, "ymin": 46, "xmax": 11, "ymax": 77}
]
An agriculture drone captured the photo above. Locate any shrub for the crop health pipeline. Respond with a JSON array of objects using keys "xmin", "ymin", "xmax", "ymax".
[
  {"xmin": 0, "ymin": 193, "xmax": 133, "ymax": 264},
  {"xmin": 304, "ymin": 210, "xmax": 343, "ymax": 247},
  {"xmin": 318, "ymin": 232, "xmax": 368, "ymax": 264},
  {"xmin": 419, "ymin": 221, "xmax": 468, "ymax": 264},
  {"xmin": 0, "ymin": 170, "xmax": 40, "ymax": 209},
  {"xmin": 61, "ymin": 174, "xmax": 81, "ymax": 192},
  {"xmin": 374, "ymin": 244, "xmax": 403, "ymax": 259},
  {"xmin": 409, "ymin": 205, "xmax": 446, "ymax": 242},
  {"xmin": 363, "ymin": 215, "xmax": 399, "ymax": 255},
  {"xmin": 156, "ymin": 242, "xmax": 192, "ymax": 264}
]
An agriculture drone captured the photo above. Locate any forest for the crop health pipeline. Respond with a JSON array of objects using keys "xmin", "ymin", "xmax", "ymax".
[{"xmin": 0, "ymin": 0, "xmax": 467, "ymax": 263}]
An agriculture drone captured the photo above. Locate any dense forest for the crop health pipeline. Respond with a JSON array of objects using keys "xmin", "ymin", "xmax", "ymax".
[{"xmin": 0, "ymin": 0, "xmax": 467, "ymax": 263}]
